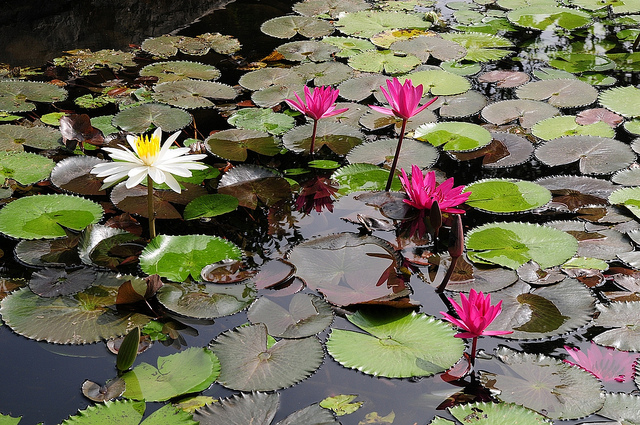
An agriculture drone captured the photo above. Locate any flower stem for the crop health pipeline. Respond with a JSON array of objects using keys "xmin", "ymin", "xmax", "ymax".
[
  {"xmin": 147, "ymin": 175, "xmax": 156, "ymax": 239},
  {"xmin": 385, "ymin": 118, "xmax": 407, "ymax": 191},
  {"xmin": 470, "ymin": 336, "xmax": 478, "ymax": 368},
  {"xmin": 310, "ymin": 119, "xmax": 318, "ymax": 156}
]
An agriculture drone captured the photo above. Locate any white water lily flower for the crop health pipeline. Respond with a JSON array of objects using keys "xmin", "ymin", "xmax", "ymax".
[{"xmin": 91, "ymin": 128, "xmax": 207, "ymax": 193}]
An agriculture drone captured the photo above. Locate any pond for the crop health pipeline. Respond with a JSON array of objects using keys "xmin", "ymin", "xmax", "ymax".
[{"xmin": 1, "ymin": 0, "xmax": 640, "ymax": 424}]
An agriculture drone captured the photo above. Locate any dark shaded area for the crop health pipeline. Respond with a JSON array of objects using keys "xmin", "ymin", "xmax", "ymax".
[{"xmin": 0, "ymin": 0, "xmax": 235, "ymax": 67}]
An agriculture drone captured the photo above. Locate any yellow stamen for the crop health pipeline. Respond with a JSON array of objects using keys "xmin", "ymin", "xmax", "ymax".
[{"xmin": 135, "ymin": 133, "xmax": 161, "ymax": 165}]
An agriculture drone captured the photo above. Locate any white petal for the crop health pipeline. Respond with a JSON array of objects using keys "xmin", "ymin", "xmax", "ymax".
[
  {"xmin": 147, "ymin": 166, "xmax": 166, "ymax": 184},
  {"xmin": 125, "ymin": 171, "xmax": 148, "ymax": 189},
  {"xmin": 163, "ymin": 172, "xmax": 182, "ymax": 193},
  {"xmin": 126, "ymin": 135, "xmax": 138, "ymax": 152}
]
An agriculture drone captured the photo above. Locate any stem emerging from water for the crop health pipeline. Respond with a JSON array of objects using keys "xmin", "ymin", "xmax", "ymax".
[
  {"xmin": 309, "ymin": 119, "xmax": 318, "ymax": 156},
  {"xmin": 470, "ymin": 336, "xmax": 478, "ymax": 368},
  {"xmin": 385, "ymin": 118, "xmax": 407, "ymax": 192},
  {"xmin": 147, "ymin": 175, "xmax": 156, "ymax": 239}
]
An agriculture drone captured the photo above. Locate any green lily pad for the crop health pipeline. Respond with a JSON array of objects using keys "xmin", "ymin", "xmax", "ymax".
[
  {"xmin": 294, "ymin": 61, "xmax": 356, "ymax": 87},
  {"xmin": 276, "ymin": 41, "xmax": 340, "ymax": 62},
  {"xmin": 283, "ymin": 121, "xmax": 363, "ymax": 155},
  {"xmin": 348, "ymin": 49, "xmax": 421, "ymax": 74},
  {"xmin": 466, "ymin": 222, "xmax": 578, "ymax": 269},
  {"xmin": 610, "ymin": 186, "xmax": 640, "ymax": 220},
  {"xmin": 335, "ymin": 10, "xmax": 431, "ymax": 38},
  {"xmin": 481, "ymin": 99, "xmax": 559, "ymax": 128},
  {"xmin": 337, "ymin": 74, "xmax": 390, "ymax": 102},
  {"xmin": 294, "ymin": 0, "xmax": 371, "ymax": 18},
  {"xmin": 0, "ymin": 80, "xmax": 67, "ymax": 112},
  {"xmin": 152, "ymin": 80, "xmax": 236, "ymax": 109},
  {"xmin": 141, "ymin": 35, "xmax": 208, "ymax": 58},
  {"xmin": 251, "ymin": 84, "xmax": 307, "ymax": 108},
  {"xmin": 331, "ymin": 163, "xmax": 402, "ymax": 194},
  {"xmin": 122, "ymin": 347, "xmax": 220, "ymax": 401},
  {"xmin": 570, "ymin": 0, "xmax": 640, "ymax": 13},
  {"xmin": 449, "ymin": 402, "xmax": 552, "ymax": 425},
  {"xmin": 326, "ymin": 308, "xmax": 465, "ymax": 377},
  {"xmin": 261, "ymin": 15, "xmax": 334, "ymax": 38},
  {"xmin": 156, "ymin": 280, "xmax": 255, "ymax": 319},
  {"xmin": 600, "ymin": 86, "xmax": 640, "ymax": 117},
  {"xmin": 53, "ymin": 49, "xmax": 136, "ymax": 75},
  {"xmin": 535, "ymin": 135, "xmax": 635, "ymax": 175},
  {"xmin": 437, "ymin": 90, "xmax": 487, "ymax": 118},
  {"xmin": 319, "ymin": 394, "xmax": 363, "ymax": 416},
  {"xmin": 549, "ymin": 53, "xmax": 615, "ymax": 74},
  {"xmin": 322, "ymin": 36, "xmax": 376, "ymax": 57},
  {"xmin": 596, "ymin": 393, "xmax": 640, "ymax": 424},
  {"xmin": 403, "ymin": 69, "xmax": 471, "ymax": 96},
  {"xmin": 440, "ymin": 32, "xmax": 513, "ymax": 62},
  {"xmin": 61, "ymin": 400, "xmax": 145, "ymax": 425},
  {"xmin": 238, "ymin": 68, "xmax": 306, "ymax": 92},
  {"xmin": 0, "ymin": 125, "xmax": 63, "ymax": 151},
  {"xmin": 607, "ymin": 52, "xmax": 640, "ymax": 72},
  {"xmin": 140, "ymin": 235, "xmax": 242, "ymax": 282},
  {"xmin": 247, "ymin": 293, "xmax": 334, "ymax": 338},
  {"xmin": 139, "ymin": 61, "xmax": 221, "ymax": 84},
  {"xmin": 0, "ymin": 151, "xmax": 54, "ymax": 186},
  {"xmin": 183, "ymin": 194, "xmax": 239, "ymax": 220},
  {"xmin": 0, "ymin": 194, "xmax": 103, "ymax": 240},
  {"xmin": 414, "ymin": 121, "xmax": 492, "ymax": 151},
  {"xmin": 531, "ymin": 115, "xmax": 615, "ymax": 140},
  {"xmin": 516, "ymin": 79, "xmax": 598, "ymax": 108},
  {"xmin": 346, "ymin": 137, "xmax": 439, "ymax": 171},
  {"xmin": 227, "ymin": 109, "xmax": 294, "ymax": 136},
  {"xmin": 478, "ymin": 346, "xmax": 603, "ymax": 420},
  {"xmin": 112, "ymin": 103, "xmax": 192, "ymax": 133},
  {"xmin": 211, "ymin": 323, "xmax": 324, "ymax": 391},
  {"xmin": 465, "ymin": 179, "xmax": 551, "ymax": 213},
  {"xmin": 205, "ymin": 129, "xmax": 281, "ymax": 161},
  {"xmin": 507, "ymin": 6, "xmax": 592, "ymax": 31},
  {"xmin": 391, "ymin": 35, "xmax": 467, "ymax": 63},
  {"xmin": 0, "ymin": 276, "xmax": 151, "ymax": 344}
]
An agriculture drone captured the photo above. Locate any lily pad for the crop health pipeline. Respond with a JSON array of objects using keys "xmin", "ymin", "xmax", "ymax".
[
  {"xmin": 346, "ymin": 137, "xmax": 439, "ymax": 171},
  {"xmin": 139, "ymin": 61, "xmax": 220, "ymax": 84},
  {"xmin": 570, "ymin": 0, "xmax": 640, "ymax": 13},
  {"xmin": 335, "ymin": 10, "xmax": 432, "ymax": 38},
  {"xmin": 61, "ymin": 400, "xmax": 145, "ymax": 425},
  {"xmin": 403, "ymin": 69, "xmax": 471, "ymax": 96},
  {"xmin": 507, "ymin": 5, "xmax": 592, "ymax": 31},
  {"xmin": 322, "ymin": 36, "xmax": 376, "ymax": 58},
  {"xmin": 14, "ymin": 234, "xmax": 81, "ymax": 267},
  {"xmin": 29, "ymin": 267, "xmax": 97, "ymax": 297},
  {"xmin": 217, "ymin": 164, "xmax": 291, "ymax": 209},
  {"xmin": 251, "ymin": 84, "xmax": 307, "ymax": 108},
  {"xmin": 348, "ymin": 49, "xmax": 421, "ymax": 74},
  {"xmin": 337, "ymin": 74, "xmax": 390, "ymax": 102},
  {"xmin": 612, "ymin": 168, "xmax": 640, "ymax": 186},
  {"xmin": 478, "ymin": 70, "xmax": 530, "ymax": 88},
  {"xmin": 0, "ymin": 194, "xmax": 103, "ymax": 240},
  {"xmin": 238, "ymin": 68, "xmax": 306, "ymax": 92},
  {"xmin": 261, "ymin": 15, "xmax": 334, "ymax": 38},
  {"xmin": 139, "ymin": 235, "xmax": 242, "ymax": 282},
  {"xmin": 0, "ymin": 80, "xmax": 67, "ymax": 112},
  {"xmin": 545, "ymin": 220, "xmax": 632, "ymax": 261},
  {"xmin": 247, "ymin": 293, "xmax": 334, "ymax": 338},
  {"xmin": 110, "ymin": 182, "xmax": 207, "ymax": 219},
  {"xmin": 0, "ymin": 276, "xmax": 151, "ymax": 344},
  {"xmin": 466, "ymin": 222, "xmax": 578, "ymax": 269},
  {"xmin": 228, "ymin": 109, "xmax": 291, "ymax": 136},
  {"xmin": 152, "ymin": 80, "xmax": 236, "ymax": 109},
  {"xmin": 112, "ymin": 103, "xmax": 192, "ymax": 133},
  {"xmin": 77, "ymin": 224, "xmax": 144, "ymax": 269},
  {"xmin": 283, "ymin": 121, "xmax": 363, "ymax": 155},
  {"xmin": 596, "ymin": 393, "xmax": 640, "ymax": 424},
  {"xmin": 326, "ymin": 308, "xmax": 465, "ymax": 377},
  {"xmin": 275, "ymin": 41, "xmax": 339, "ymax": 62},
  {"xmin": 331, "ymin": 163, "xmax": 402, "ymax": 194},
  {"xmin": 0, "ymin": 125, "xmax": 63, "ymax": 151},
  {"xmin": 414, "ymin": 121, "xmax": 492, "ymax": 151},
  {"xmin": 205, "ymin": 129, "xmax": 281, "ymax": 161},
  {"xmin": 481, "ymin": 99, "xmax": 559, "ymax": 128},
  {"xmin": 516, "ymin": 79, "xmax": 598, "ymax": 108},
  {"xmin": 0, "ymin": 151, "xmax": 54, "ymax": 186},
  {"xmin": 451, "ymin": 132, "xmax": 533, "ymax": 168},
  {"xmin": 437, "ymin": 91, "xmax": 488, "ymax": 119},
  {"xmin": 449, "ymin": 402, "xmax": 552, "ymax": 425},
  {"xmin": 50, "ymin": 156, "xmax": 108, "ymax": 195},
  {"xmin": 287, "ymin": 233, "xmax": 408, "ymax": 306},
  {"xmin": 550, "ymin": 53, "xmax": 615, "ymax": 73},
  {"xmin": 465, "ymin": 179, "xmax": 551, "ymax": 213},
  {"xmin": 536, "ymin": 175, "xmax": 615, "ymax": 211},
  {"xmin": 391, "ymin": 35, "xmax": 467, "ymax": 62},
  {"xmin": 440, "ymin": 32, "xmax": 513, "ymax": 62},
  {"xmin": 594, "ymin": 302, "xmax": 640, "ymax": 351},
  {"xmin": 141, "ymin": 35, "xmax": 208, "ymax": 58},
  {"xmin": 211, "ymin": 323, "xmax": 324, "ymax": 391},
  {"xmin": 535, "ymin": 135, "xmax": 635, "ymax": 175},
  {"xmin": 122, "ymin": 347, "xmax": 220, "ymax": 401},
  {"xmin": 183, "ymin": 194, "xmax": 239, "ymax": 220},
  {"xmin": 294, "ymin": 0, "xmax": 371, "ymax": 18},
  {"xmin": 531, "ymin": 115, "xmax": 615, "ymax": 140},
  {"xmin": 478, "ymin": 346, "xmax": 603, "ymax": 419},
  {"xmin": 599, "ymin": 86, "xmax": 640, "ymax": 118}
]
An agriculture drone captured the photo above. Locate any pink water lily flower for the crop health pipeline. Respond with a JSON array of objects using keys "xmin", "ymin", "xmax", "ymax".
[
  {"xmin": 286, "ymin": 86, "xmax": 348, "ymax": 155},
  {"xmin": 369, "ymin": 77, "xmax": 438, "ymax": 120},
  {"xmin": 399, "ymin": 165, "xmax": 471, "ymax": 214},
  {"xmin": 564, "ymin": 342, "xmax": 639, "ymax": 383},
  {"xmin": 440, "ymin": 289, "xmax": 512, "ymax": 339}
]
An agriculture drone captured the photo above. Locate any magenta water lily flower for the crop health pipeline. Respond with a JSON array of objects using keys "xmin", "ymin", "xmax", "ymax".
[
  {"xmin": 369, "ymin": 78, "xmax": 438, "ymax": 191},
  {"xmin": 286, "ymin": 86, "xmax": 348, "ymax": 155},
  {"xmin": 440, "ymin": 289, "xmax": 512, "ymax": 339},
  {"xmin": 399, "ymin": 165, "xmax": 471, "ymax": 214},
  {"xmin": 564, "ymin": 342, "xmax": 639, "ymax": 383}
]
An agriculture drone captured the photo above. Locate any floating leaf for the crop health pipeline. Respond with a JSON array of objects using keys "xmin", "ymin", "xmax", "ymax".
[
  {"xmin": 217, "ymin": 164, "xmax": 291, "ymax": 209},
  {"xmin": 404, "ymin": 69, "xmax": 471, "ymax": 96},
  {"xmin": 437, "ymin": 90, "xmax": 487, "ymax": 119},
  {"xmin": 14, "ymin": 234, "xmax": 81, "ymax": 267},
  {"xmin": 139, "ymin": 61, "xmax": 220, "ymax": 84},
  {"xmin": 332, "ymin": 163, "xmax": 402, "ymax": 194},
  {"xmin": 122, "ymin": 347, "xmax": 220, "ymax": 401},
  {"xmin": 346, "ymin": 138, "xmax": 439, "ymax": 171},
  {"xmin": 276, "ymin": 41, "xmax": 339, "ymax": 62},
  {"xmin": 251, "ymin": 84, "xmax": 307, "ymax": 109},
  {"xmin": 599, "ymin": 86, "xmax": 640, "ymax": 118},
  {"xmin": 140, "ymin": 235, "xmax": 241, "ymax": 282},
  {"xmin": 507, "ymin": 6, "xmax": 592, "ymax": 31},
  {"xmin": 546, "ymin": 220, "xmax": 632, "ymax": 261},
  {"xmin": 348, "ymin": 50, "xmax": 421, "ymax": 74},
  {"xmin": 156, "ymin": 280, "xmax": 255, "ymax": 319},
  {"xmin": 516, "ymin": 79, "xmax": 598, "ymax": 108},
  {"xmin": 81, "ymin": 378, "xmax": 126, "ymax": 403},
  {"xmin": 50, "ymin": 156, "xmax": 108, "ymax": 195},
  {"xmin": 110, "ymin": 182, "xmax": 207, "ymax": 219},
  {"xmin": 449, "ymin": 402, "xmax": 552, "ymax": 425},
  {"xmin": 0, "ymin": 151, "xmax": 54, "ymax": 186},
  {"xmin": 61, "ymin": 400, "xmax": 145, "ymax": 425},
  {"xmin": 466, "ymin": 222, "xmax": 578, "ymax": 269},
  {"xmin": 78, "ymin": 224, "xmax": 144, "ymax": 269},
  {"xmin": 288, "ymin": 233, "xmax": 408, "ymax": 306},
  {"xmin": 183, "ymin": 194, "xmax": 239, "ymax": 220},
  {"xmin": 205, "ymin": 129, "xmax": 281, "ymax": 161},
  {"xmin": 238, "ymin": 68, "xmax": 306, "ymax": 92},
  {"xmin": 211, "ymin": 323, "xmax": 323, "ymax": 391},
  {"xmin": 451, "ymin": 132, "xmax": 533, "ymax": 168},
  {"xmin": 196, "ymin": 32, "xmax": 242, "ymax": 55},
  {"xmin": 228, "ymin": 108, "xmax": 295, "ymax": 136},
  {"xmin": 415, "ymin": 121, "xmax": 492, "ymax": 151},
  {"xmin": 465, "ymin": 179, "xmax": 551, "ymax": 213},
  {"xmin": 550, "ymin": 53, "xmax": 615, "ymax": 74},
  {"xmin": 294, "ymin": 61, "xmax": 356, "ymax": 86},
  {"xmin": 478, "ymin": 346, "xmax": 603, "ymax": 420},
  {"xmin": 322, "ymin": 36, "xmax": 376, "ymax": 58},
  {"xmin": 247, "ymin": 293, "xmax": 334, "ymax": 338},
  {"xmin": 576, "ymin": 108, "xmax": 624, "ymax": 128},
  {"xmin": 0, "ymin": 125, "xmax": 62, "ymax": 151},
  {"xmin": 141, "ymin": 35, "xmax": 209, "ymax": 58},
  {"xmin": 478, "ymin": 70, "xmax": 530, "ymax": 88},
  {"xmin": 391, "ymin": 35, "xmax": 467, "ymax": 62},
  {"xmin": 481, "ymin": 99, "xmax": 559, "ymax": 128},
  {"xmin": 535, "ymin": 135, "xmax": 635, "ymax": 175},
  {"xmin": 440, "ymin": 32, "xmax": 513, "ymax": 62},
  {"xmin": 359, "ymin": 105, "xmax": 436, "ymax": 132},
  {"xmin": 294, "ymin": 0, "xmax": 371, "ymax": 18},
  {"xmin": 29, "ymin": 267, "xmax": 96, "ymax": 297},
  {"xmin": 594, "ymin": 302, "xmax": 640, "ymax": 351},
  {"xmin": 283, "ymin": 121, "xmax": 363, "ymax": 155},
  {"xmin": 335, "ymin": 10, "xmax": 431, "ymax": 38},
  {"xmin": 337, "ymin": 74, "xmax": 390, "ymax": 102},
  {"xmin": 320, "ymin": 394, "xmax": 363, "ymax": 416},
  {"xmin": 536, "ymin": 175, "xmax": 614, "ymax": 211},
  {"xmin": 531, "ymin": 115, "xmax": 615, "ymax": 140},
  {"xmin": 261, "ymin": 16, "xmax": 334, "ymax": 38},
  {"xmin": 0, "ymin": 80, "xmax": 67, "ymax": 112},
  {"xmin": 0, "ymin": 194, "xmax": 103, "ymax": 240},
  {"xmin": 152, "ymin": 80, "xmax": 236, "ymax": 109},
  {"xmin": 0, "ymin": 277, "xmax": 151, "ymax": 344},
  {"xmin": 326, "ymin": 308, "xmax": 465, "ymax": 377},
  {"xmin": 54, "ymin": 49, "xmax": 136, "ymax": 75},
  {"xmin": 112, "ymin": 103, "xmax": 192, "ymax": 133}
]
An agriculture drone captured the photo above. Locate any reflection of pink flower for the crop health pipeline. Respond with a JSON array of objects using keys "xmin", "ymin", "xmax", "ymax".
[
  {"xmin": 440, "ymin": 289, "xmax": 513, "ymax": 339},
  {"xmin": 285, "ymin": 86, "xmax": 348, "ymax": 121},
  {"xmin": 399, "ymin": 165, "xmax": 471, "ymax": 214},
  {"xmin": 564, "ymin": 342, "xmax": 639, "ymax": 383},
  {"xmin": 294, "ymin": 176, "xmax": 338, "ymax": 214},
  {"xmin": 369, "ymin": 77, "xmax": 437, "ymax": 120}
]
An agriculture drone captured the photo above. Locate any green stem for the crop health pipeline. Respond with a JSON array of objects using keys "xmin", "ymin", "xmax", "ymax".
[
  {"xmin": 147, "ymin": 175, "xmax": 156, "ymax": 239},
  {"xmin": 385, "ymin": 118, "xmax": 407, "ymax": 192},
  {"xmin": 310, "ymin": 119, "xmax": 318, "ymax": 156}
]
